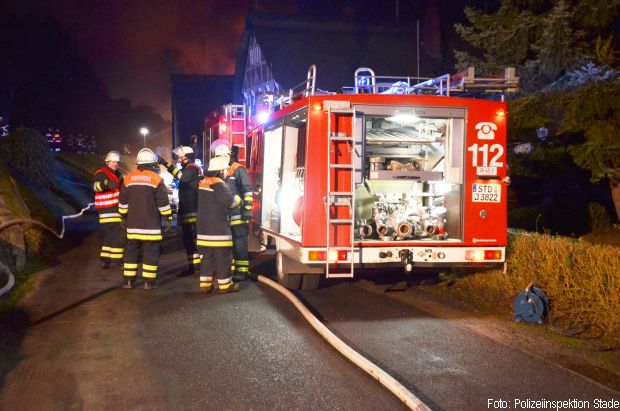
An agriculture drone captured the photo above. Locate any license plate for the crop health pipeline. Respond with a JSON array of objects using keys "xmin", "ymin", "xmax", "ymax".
[{"xmin": 472, "ymin": 183, "xmax": 501, "ymax": 203}]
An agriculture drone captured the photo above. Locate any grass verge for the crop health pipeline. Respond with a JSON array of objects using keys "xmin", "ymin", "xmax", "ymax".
[
  {"xmin": 429, "ymin": 229, "xmax": 620, "ymax": 364},
  {"xmin": 0, "ymin": 261, "xmax": 44, "ymax": 316}
]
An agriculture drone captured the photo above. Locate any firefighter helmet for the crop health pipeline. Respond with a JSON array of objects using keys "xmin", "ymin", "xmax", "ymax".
[
  {"xmin": 173, "ymin": 145, "xmax": 193, "ymax": 158},
  {"xmin": 136, "ymin": 148, "xmax": 157, "ymax": 164},
  {"xmin": 211, "ymin": 139, "xmax": 231, "ymax": 157},
  {"xmin": 207, "ymin": 155, "xmax": 229, "ymax": 172},
  {"xmin": 105, "ymin": 151, "xmax": 121, "ymax": 162}
]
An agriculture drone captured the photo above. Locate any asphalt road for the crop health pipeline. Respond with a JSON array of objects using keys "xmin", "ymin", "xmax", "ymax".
[
  {"xmin": 299, "ymin": 281, "xmax": 620, "ymax": 409},
  {"xmin": 0, "ymin": 222, "xmax": 618, "ymax": 410},
  {"xmin": 0, "ymin": 228, "xmax": 405, "ymax": 411}
]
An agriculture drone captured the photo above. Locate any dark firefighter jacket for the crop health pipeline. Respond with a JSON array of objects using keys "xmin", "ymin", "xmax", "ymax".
[
  {"xmin": 118, "ymin": 169, "xmax": 172, "ymax": 241},
  {"xmin": 163, "ymin": 161, "xmax": 202, "ymax": 224},
  {"xmin": 196, "ymin": 176, "xmax": 240, "ymax": 247},
  {"xmin": 92, "ymin": 165, "xmax": 123, "ymax": 224},
  {"xmin": 226, "ymin": 162, "xmax": 253, "ymax": 225}
]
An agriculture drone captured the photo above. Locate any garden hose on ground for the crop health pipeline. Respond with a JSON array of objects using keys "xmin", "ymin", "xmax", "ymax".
[
  {"xmin": 257, "ymin": 274, "xmax": 431, "ymax": 411},
  {"xmin": 548, "ymin": 314, "xmax": 604, "ymax": 340},
  {"xmin": 0, "ymin": 261, "xmax": 15, "ymax": 297},
  {"xmin": 0, "ymin": 203, "xmax": 94, "ymax": 297}
]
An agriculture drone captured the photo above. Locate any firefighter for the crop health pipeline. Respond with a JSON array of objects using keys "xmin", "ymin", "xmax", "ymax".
[
  {"xmin": 118, "ymin": 148, "xmax": 173, "ymax": 290},
  {"xmin": 196, "ymin": 155, "xmax": 241, "ymax": 293},
  {"xmin": 92, "ymin": 150, "xmax": 124, "ymax": 269},
  {"xmin": 210, "ymin": 139, "xmax": 253, "ymax": 282},
  {"xmin": 157, "ymin": 146, "xmax": 202, "ymax": 276}
]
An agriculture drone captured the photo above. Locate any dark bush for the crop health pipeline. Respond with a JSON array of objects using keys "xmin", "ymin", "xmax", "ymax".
[{"xmin": 0, "ymin": 128, "xmax": 54, "ymax": 185}]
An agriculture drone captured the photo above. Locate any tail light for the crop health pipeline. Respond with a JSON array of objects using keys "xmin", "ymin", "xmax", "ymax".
[
  {"xmin": 308, "ymin": 250, "xmax": 348, "ymax": 262},
  {"xmin": 465, "ymin": 249, "xmax": 502, "ymax": 261}
]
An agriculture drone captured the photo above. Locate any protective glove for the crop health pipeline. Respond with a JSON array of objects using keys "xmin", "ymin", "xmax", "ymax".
[
  {"xmin": 163, "ymin": 217, "xmax": 173, "ymax": 233},
  {"xmin": 102, "ymin": 178, "xmax": 109, "ymax": 189},
  {"xmin": 120, "ymin": 217, "xmax": 127, "ymax": 229},
  {"xmin": 157, "ymin": 155, "xmax": 168, "ymax": 166}
]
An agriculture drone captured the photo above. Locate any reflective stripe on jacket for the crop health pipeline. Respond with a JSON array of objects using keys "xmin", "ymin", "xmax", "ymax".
[
  {"xmin": 196, "ymin": 176, "xmax": 239, "ymax": 247},
  {"xmin": 119, "ymin": 169, "xmax": 171, "ymax": 241},
  {"xmin": 93, "ymin": 166, "xmax": 123, "ymax": 223}
]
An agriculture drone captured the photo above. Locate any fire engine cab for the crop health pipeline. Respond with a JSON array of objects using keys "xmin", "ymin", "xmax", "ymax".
[{"xmin": 240, "ymin": 65, "xmax": 517, "ymax": 290}]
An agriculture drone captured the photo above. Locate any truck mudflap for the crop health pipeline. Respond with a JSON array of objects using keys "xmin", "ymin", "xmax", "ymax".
[{"xmin": 299, "ymin": 246, "xmax": 505, "ymax": 265}]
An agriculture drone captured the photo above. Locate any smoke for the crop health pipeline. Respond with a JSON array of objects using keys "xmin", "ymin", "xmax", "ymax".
[{"xmin": 11, "ymin": 0, "xmax": 249, "ymax": 120}]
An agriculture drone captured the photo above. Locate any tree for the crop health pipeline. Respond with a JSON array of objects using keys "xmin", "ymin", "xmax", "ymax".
[
  {"xmin": 562, "ymin": 83, "xmax": 620, "ymax": 221},
  {"xmin": 456, "ymin": 1, "xmax": 620, "ymax": 224},
  {"xmin": 454, "ymin": 0, "xmax": 619, "ymax": 91},
  {"xmin": 0, "ymin": 128, "xmax": 54, "ymax": 185}
]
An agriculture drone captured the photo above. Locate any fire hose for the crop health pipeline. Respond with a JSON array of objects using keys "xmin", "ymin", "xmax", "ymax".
[
  {"xmin": 256, "ymin": 274, "xmax": 431, "ymax": 411},
  {"xmin": 0, "ymin": 203, "xmax": 94, "ymax": 297}
]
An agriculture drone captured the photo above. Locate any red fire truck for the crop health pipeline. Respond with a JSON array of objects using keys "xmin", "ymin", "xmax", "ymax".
[
  {"xmin": 203, "ymin": 104, "xmax": 249, "ymax": 166},
  {"xmin": 243, "ymin": 66, "xmax": 517, "ymax": 289}
]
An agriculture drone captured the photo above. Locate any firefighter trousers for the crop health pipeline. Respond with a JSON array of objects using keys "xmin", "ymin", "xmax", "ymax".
[
  {"xmin": 231, "ymin": 222, "xmax": 249, "ymax": 277},
  {"xmin": 123, "ymin": 239, "xmax": 160, "ymax": 282},
  {"xmin": 198, "ymin": 245, "xmax": 232, "ymax": 284},
  {"xmin": 181, "ymin": 222, "xmax": 200, "ymax": 270},
  {"xmin": 100, "ymin": 222, "xmax": 125, "ymax": 265}
]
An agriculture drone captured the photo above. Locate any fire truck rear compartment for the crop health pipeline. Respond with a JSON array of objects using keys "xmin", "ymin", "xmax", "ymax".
[{"xmin": 352, "ymin": 106, "xmax": 465, "ymax": 243}]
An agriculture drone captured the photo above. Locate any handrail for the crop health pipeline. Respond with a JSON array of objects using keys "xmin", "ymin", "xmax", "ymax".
[
  {"xmin": 305, "ymin": 64, "xmax": 317, "ymax": 97},
  {"xmin": 354, "ymin": 67, "xmax": 376, "ymax": 94},
  {"xmin": 274, "ymin": 65, "xmax": 318, "ymax": 110}
]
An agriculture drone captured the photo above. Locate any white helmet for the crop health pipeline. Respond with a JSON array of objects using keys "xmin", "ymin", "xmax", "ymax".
[
  {"xmin": 207, "ymin": 156, "xmax": 229, "ymax": 172},
  {"xmin": 173, "ymin": 145, "xmax": 193, "ymax": 157},
  {"xmin": 105, "ymin": 151, "xmax": 121, "ymax": 162},
  {"xmin": 211, "ymin": 139, "xmax": 231, "ymax": 157},
  {"xmin": 136, "ymin": 148, "xmax": 157, "ymax": 164}
]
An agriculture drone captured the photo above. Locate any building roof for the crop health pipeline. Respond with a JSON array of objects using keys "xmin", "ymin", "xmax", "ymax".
[{"xmin": 235, "ymin": 12, "xmax": 440, "ymax": 95}]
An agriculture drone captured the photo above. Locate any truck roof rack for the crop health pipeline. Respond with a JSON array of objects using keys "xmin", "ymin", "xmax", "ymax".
[
  {"xmin": 351, "ymin": 67, "xmax": 519, "ymax": 97},
  {"xmin": 263, "ymin": 65, "xmax": 519, "ymax": 111}
]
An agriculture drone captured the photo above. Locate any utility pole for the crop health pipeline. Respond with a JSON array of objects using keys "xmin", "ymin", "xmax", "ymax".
[{"xmin": 416, "ymin": 19, "xmax": 420, "ymax": 78}]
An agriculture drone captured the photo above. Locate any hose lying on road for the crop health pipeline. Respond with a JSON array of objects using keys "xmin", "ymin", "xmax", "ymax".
[{"xmin": 257, "ymin": 274, "xmax": 431, "ymax": 411}]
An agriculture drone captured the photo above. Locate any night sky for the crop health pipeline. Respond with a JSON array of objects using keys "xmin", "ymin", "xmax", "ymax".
[
  {"xmin": 8, "ymin": 0, "xmax": 256, "ymax": 120},
  {"xmin": 4, "ymin": 0, "xmax": 483, "ymax": 124}
]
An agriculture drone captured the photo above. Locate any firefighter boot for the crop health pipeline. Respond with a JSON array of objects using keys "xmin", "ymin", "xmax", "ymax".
[
  {"xmin": 144, "ymin": 280, "xmax": 158, "ymax": 290},
  {"xmin": 218, "ymin": 281, "xmax": 240, "ymax": 294},
  {"xmin": 199, "ymin": 281, "xmax": 213, "ymax": 293},
  {"xmin": 232, "ymin": 271, "xmax": 246, "ymax": 282},
  {"xmin": 233, "ymin": 259, "xmax": 250, "ymax": 281},
  {"xmin": 121, "ymin": 279, "xmax": 134, "ymax": 289}
]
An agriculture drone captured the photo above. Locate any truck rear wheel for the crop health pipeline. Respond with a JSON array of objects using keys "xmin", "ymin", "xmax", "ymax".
[{"xmin": 276, "ymin": 252, "xmax": 301, "ymax": 290}]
